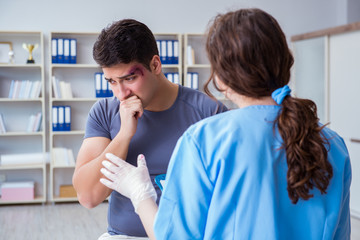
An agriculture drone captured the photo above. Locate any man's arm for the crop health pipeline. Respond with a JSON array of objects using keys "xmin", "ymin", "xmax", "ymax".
[
  {"xmin": 73, "ymin": 95, "xmax": 143, "ymax": 208},
  {"xmin": 72, "ymin": 132, "xmax": 132, "ymax": 208}
]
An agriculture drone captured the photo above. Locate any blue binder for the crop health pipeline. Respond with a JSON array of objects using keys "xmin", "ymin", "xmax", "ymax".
[
  {"xmin": 51, "ymin": 38, "xmax": 58, "ymax": 63},
  {"xmin": 57, "ymin": 38, "xmax": 64, "ymax": 63},
  {"xmin": 95, "ymin": 72, "xmax": 102, "ymax": 98},
  {"xmin": 52, "ymin": 106, "xmax": 58, "ymax": 131},
  {"xmin": 64, "ymin": 105, "xmax": 71, "ymax": 131},
  {"xmin": 63, "ymin": 39, "xmax": 70, "ymax": 63},
  {"xmin": 70, "ymin": 39, "xmax": 77, "ymax": 64}
]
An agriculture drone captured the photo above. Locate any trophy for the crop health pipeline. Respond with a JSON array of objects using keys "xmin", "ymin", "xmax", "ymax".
[{"xmin": 23, "ymin": 43, "xmax": 38, "ymax": 63}]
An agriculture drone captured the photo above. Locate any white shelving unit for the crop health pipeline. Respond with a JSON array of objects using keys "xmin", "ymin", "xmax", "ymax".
[
  {"xmin": 183, "ymin": 33, "xmax": 237, "ymax": 109},
  {"xmin": 49, "ymin": 32, "xmax": 100, "ymax": 202},
  {"xmin": 0, "ymin": 31, "xmax": 46, "ymax": 204}
]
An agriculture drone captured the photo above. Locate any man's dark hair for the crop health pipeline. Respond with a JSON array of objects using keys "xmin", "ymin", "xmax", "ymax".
[{"xmin": 93, "ymin": 19, "xmax": 159, "ymax": 70}]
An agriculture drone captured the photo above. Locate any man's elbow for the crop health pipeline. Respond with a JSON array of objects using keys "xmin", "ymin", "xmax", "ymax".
[{"xmin": 77, "ymin": 193, "xmax": 100, "ymax": 209}]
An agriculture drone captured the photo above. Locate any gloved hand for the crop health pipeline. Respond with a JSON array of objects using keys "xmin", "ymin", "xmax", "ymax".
[{"xmin": 100, "ymin": 153, "xmax": 157, "ymax": 213}]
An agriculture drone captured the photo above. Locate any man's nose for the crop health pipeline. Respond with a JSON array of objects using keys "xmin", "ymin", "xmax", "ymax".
[{"xmin": 116, "ymin": 84, "xmax": 131, "ymax": 101}]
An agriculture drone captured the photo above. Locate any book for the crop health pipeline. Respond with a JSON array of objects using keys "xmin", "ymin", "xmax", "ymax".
[
  {"xmin": 26, "ymin": 112, "xmax": 42, "ymax": 132},
  {"xmin": 52, "ymin": 76, "xmax": 61, "ymax": 98},
  {"xmin": 52, "ymin": 147, "xmax": 75, "ymax": 166},
  {"xmin": 0, "ymin": 113, "xmax": 6, "ymax": 133}
]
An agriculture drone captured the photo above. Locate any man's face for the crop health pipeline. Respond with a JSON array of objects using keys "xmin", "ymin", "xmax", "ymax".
[{"xmin": 102, "ymin": 62, "xmax": 156, "ymax": 108}]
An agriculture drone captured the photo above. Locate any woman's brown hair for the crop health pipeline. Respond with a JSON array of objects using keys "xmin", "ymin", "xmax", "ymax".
[{"xmin": 204, "ymin": 8, "xmax": 333, "ymax": 204}]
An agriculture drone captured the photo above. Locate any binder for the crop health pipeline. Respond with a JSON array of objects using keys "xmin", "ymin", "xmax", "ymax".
[
  {"xmin": 192, "ymin": 72, "xmax": 199, "ymax": 90},
  {"xmin": 160, "ymin": 40, "xmax": 167, "ymax": 64},
  {"xmin": 186, "ymin": 72, "xmax": 193, "ymax": 88},
  {"xmin": 95, "ymin": 72, "xmax": 102, "ymax": 98},
  {"xmin": 167, "ymin": 72, "xmax": 173, "ymax": 83},
  {"xmin": 173, "ymin": 72, "xmax": 180, "ymax": 84},
  {"xmin": 58, "ymin": 106, "xmax": 65, "ymax": 131},
  {"xmin": 52, "ymin": 106, "xmax": 58, "ymax": 131},
  {"xmin": 57, "ymin": 38, "xmax": 64, "ymax": 63},
  {"xmin": 173, "ymin": 40, "xmax": 179, "ymax": 64},
  {"xmin": 167, "ymin": 40, "xmax": 173, "ymax": 64},
  {"xmin": 107, "ymin": 80, "xmax": 113, "ymax": 97},
  {"xmin": 63, "ymin": 39, "xmax": 70, "ymax": 63},
  {"xmin": 101, "ymin": 73, "xmax": 107, "ymax": 97},
  {"xmin": 70, "ymin": 39, "xmax": 77, "ymax": 64},
  {"xmin": 64, "ymin": 106, "xmax": 71, "ymax": 131},
  {"xmin": 156, "ymin": 40, "xmax": 161, "ymax": 57},
  {"xmin": 51, "ymin": 38, "xmax": 57, "ymax": 63}
]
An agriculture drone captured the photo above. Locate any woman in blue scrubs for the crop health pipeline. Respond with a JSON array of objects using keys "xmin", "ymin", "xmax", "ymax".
[{"xmin": 100, "ymin": 8, "xmax": 351, "ymax": 240}]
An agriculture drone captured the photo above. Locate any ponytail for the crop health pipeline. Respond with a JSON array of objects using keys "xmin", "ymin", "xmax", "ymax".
[{"xmin": 276, "ymin": 96, "xmax": 333, "ymax": 204}]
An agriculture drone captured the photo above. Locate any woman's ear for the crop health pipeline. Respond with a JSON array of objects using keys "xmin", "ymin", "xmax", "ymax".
[{"xmin": 150, "ymin": 55, "xmax": 162, "ymax": 75}]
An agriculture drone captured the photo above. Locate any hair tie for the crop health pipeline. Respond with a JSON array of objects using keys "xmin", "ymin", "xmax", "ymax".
[{"xmin": 271, "ymin": 85, "xmax": 291, "ymax": 104}]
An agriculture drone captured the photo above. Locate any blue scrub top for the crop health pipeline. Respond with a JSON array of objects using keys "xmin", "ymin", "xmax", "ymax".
[{"xmin": 154, "ymin": 105, "xmax": 351, "ymax": 240}]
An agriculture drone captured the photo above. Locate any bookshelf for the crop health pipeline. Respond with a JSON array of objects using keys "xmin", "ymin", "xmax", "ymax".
[
  {"xmin": 0, "ymin": 31, "xmax": 46, "ymax": 204},
  {"xmin": 49, "ymin": 32, "xmax": 101, "ymax": 202},
  {"xmin": 183, "ymin": 33, "xmax": 237, "ymax": 109}
]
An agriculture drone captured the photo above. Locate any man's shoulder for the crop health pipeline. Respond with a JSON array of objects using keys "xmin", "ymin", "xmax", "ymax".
[
  {"xmin": 178, "ymin": 85, "xmax": 227, "ymax": 114},
  {"xmin": 90, "ymin": 97, "xmax": 119, "ymax": 118}
]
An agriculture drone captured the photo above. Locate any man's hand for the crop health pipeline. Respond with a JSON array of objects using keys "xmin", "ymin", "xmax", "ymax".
[
  {"xmin": 100, "ymin": 153, "xmax": 157, "ymax": 213},
  {"xmin": 119, "ymin": 95, "xmax": 143, "ymax": 138}
]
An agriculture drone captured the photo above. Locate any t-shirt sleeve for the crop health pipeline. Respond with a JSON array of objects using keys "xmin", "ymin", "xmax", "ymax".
[
  {"xmin": 84, "ymin": 100, "xmax": 111, "ymax": 139},
  {"xmin": 200, "ymin": 94, "xmax": 228, "ymax": 119},
  {"xmin": 154, "ymin": 131, "xmax": 213, "ymax": 239}
]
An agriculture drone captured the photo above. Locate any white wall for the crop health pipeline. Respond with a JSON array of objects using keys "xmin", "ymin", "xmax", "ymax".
[{"xmin": 0, "ymin": 0, "xmax": 346, "ymax": 41}]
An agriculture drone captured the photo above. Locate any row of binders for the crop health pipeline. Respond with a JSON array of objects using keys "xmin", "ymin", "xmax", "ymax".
[
  {"xmin": 95, "ymin": 72, "xmax": 113, "ymax": 98},
  {"xmin": 52, "ymin": 76, "xmax": 73, "ymax": 99},
  {"xmin": 164, "ymin": 72, "xmax": 180, "ymax": 84},
  {"xmin": 157, "ymin": 40, "xmax": 179, "ymax": 65},
  {"xmin": 185, "ymin": 72, "xmax": 199, "ymax": 90},
  {"xmin": 52, "ymin": 106, "xmax": 71, "ymax": 131},
  {"xmin": 8, "ymin": 80, "xmax": 42, "ymax": 99},
  {"xmin": 51, "ymin": 38, "xmax": 77, "ymax": 64}
]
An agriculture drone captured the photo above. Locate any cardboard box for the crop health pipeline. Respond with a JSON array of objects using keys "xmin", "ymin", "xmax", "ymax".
[
  {"xmin": 1, "ymin": 181, "xmax": 34, "ymax": 201},
  {"xmin": 59, "ymin": 185, "xmax": 77, "ymax": 198}
]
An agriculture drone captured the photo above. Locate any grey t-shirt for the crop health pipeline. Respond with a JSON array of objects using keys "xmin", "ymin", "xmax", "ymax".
[{"xmin": 85, "ymin": 85, "xmax": 227, "ymax": 236}]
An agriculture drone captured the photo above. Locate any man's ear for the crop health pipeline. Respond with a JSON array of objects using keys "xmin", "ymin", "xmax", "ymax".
[{"xmin": 150, "ymin": 55, "xmax": 162, "ymax": 75}]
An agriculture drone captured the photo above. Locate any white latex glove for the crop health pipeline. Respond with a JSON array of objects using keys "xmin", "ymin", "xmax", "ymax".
[{"xmin": 100, "ymin": 153, "xmax": 157, "ymax": 213}]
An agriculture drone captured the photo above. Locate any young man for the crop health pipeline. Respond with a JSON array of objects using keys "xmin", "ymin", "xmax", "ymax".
[{"xmin": 72, "ymin": 19, "xmax": 227, "ymax": 239}]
